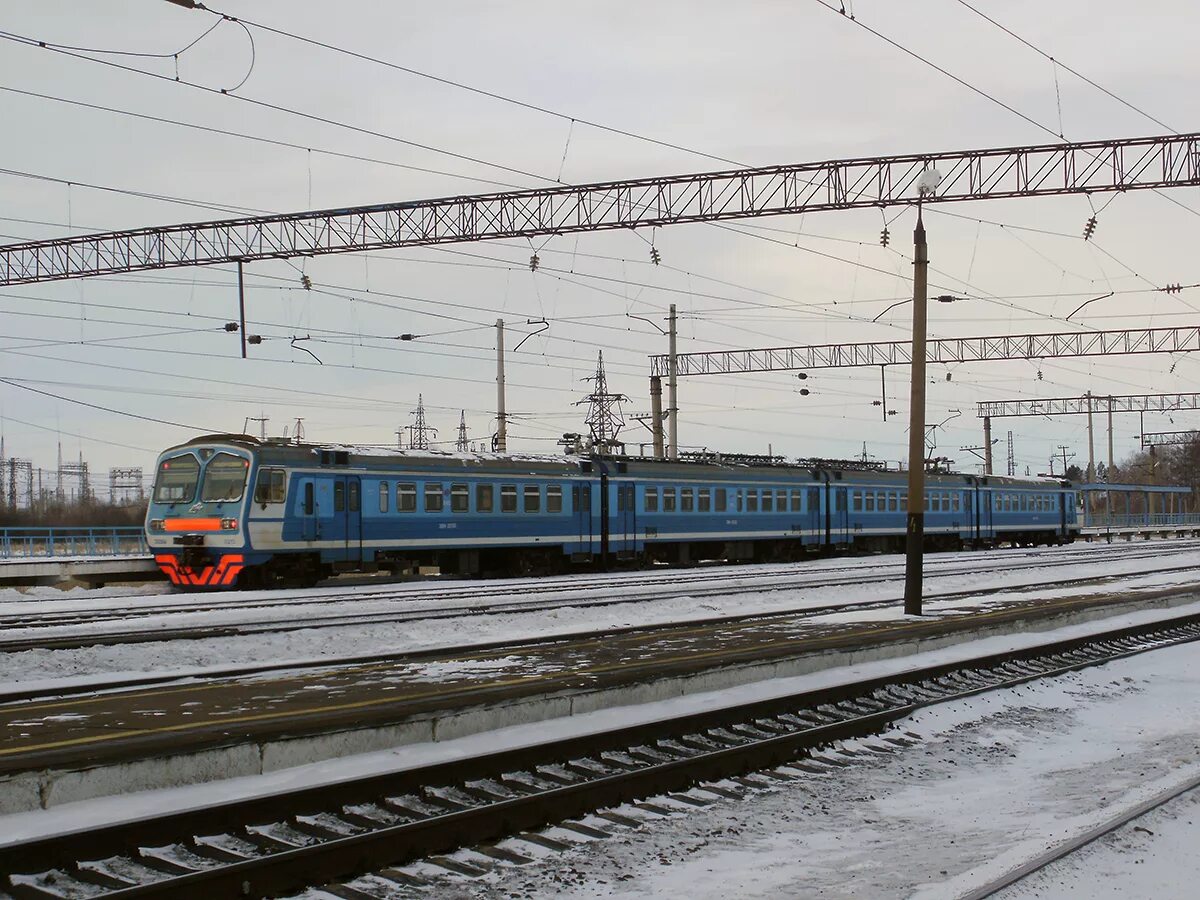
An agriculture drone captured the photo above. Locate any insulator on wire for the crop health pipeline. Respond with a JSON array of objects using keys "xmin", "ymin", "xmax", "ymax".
[
  {"xmin": 880, "ymin": 227, "xmax": 890, "ymax": 247},
  {"xmin": 529, "ymin": 253, "xmax": 540, "ymax": 272},
  {"xmin": 224, "ymin": 322, "xmax": 239, "ymax": 332},
  {"xmin": 1164, "ymin": 283, "xmax": 1182, "ymax": 294},
  {"xmin": 300, "ymin": 273, "xmax": 313, "ymax": 290},
  {"xmin": 248, "ymin": 334, "xmax": 263, "ymax": 345},
  {"xmin": 1082, "ymin": 216, "xmax": 1097, "ymax": 240},
  {"xmin": 650, "ymin": 247, "xmax": 661, "ymax": 265}
]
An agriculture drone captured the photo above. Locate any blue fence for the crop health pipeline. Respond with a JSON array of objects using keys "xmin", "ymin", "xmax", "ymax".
[
  {"xmin": 1080, "ymin": 512, "xmax": 1200, "ymax": 530},
  {"xmin": 0, "ymin": 527, "xmax": 148, "ymax": 560}
]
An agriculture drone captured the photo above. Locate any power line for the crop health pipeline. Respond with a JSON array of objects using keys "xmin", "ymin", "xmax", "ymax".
[
  {"xmin": 0, "ymin": 28, "xmax": 555, "ymax": 185},
  {"xmin": 0, "ymin": 85, "xmax": 528, "ymax": 190},
  {"xmin": 193, "ymin": 3, "xmax": 747, "ymax": 169}
]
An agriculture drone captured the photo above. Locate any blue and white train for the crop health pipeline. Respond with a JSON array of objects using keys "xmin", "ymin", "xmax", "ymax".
[{"xmin": 145, "ymin": 434, "xmax": 1079, "ymax": 589}]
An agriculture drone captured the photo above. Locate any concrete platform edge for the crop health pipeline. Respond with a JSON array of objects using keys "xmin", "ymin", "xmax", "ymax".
[{"xmin": 2, "ymin": 591, "xmax": 1194, "ymax": 813}]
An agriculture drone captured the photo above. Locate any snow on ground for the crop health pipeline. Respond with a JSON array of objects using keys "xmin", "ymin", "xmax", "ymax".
[
  {"xmin": 994, "ymin": 788, "xmax": 1200, "ymax": 899},
  {"xmin": 374, "ymin": 638, "xmax": 1200, "ymax": 900},
  {"xmin": 2, "ymin": 543, "xmax": 1199, "ymax": 689}
]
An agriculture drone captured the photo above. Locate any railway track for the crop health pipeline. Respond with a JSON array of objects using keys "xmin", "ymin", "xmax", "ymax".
[
  {"xmin": 3, "ymin": 613, "xmax": 1198, "ymax": 898},
  {"xmin": 3, "ymin": 557, "xmax": 1197, "ymax": 704},
  {"xmin": 2, "ymin": 543, "xmax": 1193, "ymax": 656},
  {"xmin": 4, "ymin": 539, "xmax": 1189, "ymax": 630}
]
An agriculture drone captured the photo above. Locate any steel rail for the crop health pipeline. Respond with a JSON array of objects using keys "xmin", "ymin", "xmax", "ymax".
[
  {"xmin": 4, "ymin": 614, "xmax": 1199, "ymax": 898},
  {"xmin": 0, "ymin": 547, "xmax": 1190, "ymax": 663},
  {"xmin": 957, "ymin": 774, "xmax": 1200, "ymax": 900}
]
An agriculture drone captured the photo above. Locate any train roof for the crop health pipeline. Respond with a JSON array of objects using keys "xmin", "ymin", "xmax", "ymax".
[{"xmin": 165, "ymin": 435, "xmax": 1071, "ymax": 488}]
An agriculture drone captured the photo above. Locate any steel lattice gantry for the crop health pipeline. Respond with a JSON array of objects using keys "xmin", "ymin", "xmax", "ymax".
[
  {"xmin": 648, "ymin": 325, "xmax": 1200, "ymax": 377},
  {"xmin": 977, "ymin": 392, "xmax": 1200, "ymax": 418},
  {"xmin": 3, "ymin": 132, "xmax": 1200, "ymax": 285},
  {"xmin": 1141, "ymin": 430, "xmax": 1200, "ymax": 446}
]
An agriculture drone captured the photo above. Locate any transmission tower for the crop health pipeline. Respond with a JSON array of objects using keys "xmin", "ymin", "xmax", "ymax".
[
  {"xmin": 455, "ymin": 410, "xmax": 469, "ymax": 452},
  {"xmin": 407, "ymin": 394, "xmax": 437, "ymax": 451},
  {"xmin": 1006, "ymin": 431, "xmax": 1016, "ymax": 477},
  {"xmin": 109, "ymin": 467, "xmax": 144, "ymax": 504},
  {"xmin": 576, "ymin": 352, "xmax": 628, "ymax": 454}
]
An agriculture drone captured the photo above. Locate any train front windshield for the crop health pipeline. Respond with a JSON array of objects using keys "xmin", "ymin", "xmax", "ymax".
[{"xmin": 152, "ymin": 451, "xmax": 249, "ymax": 506}]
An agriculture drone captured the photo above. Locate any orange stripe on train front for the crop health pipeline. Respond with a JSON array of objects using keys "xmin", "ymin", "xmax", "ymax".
[{"xmin": 163, "ymin": 518, "xmax": 222, "ymax": 532}]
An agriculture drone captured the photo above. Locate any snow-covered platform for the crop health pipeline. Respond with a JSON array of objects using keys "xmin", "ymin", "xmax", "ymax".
[
  {"xmin": 1, "ymin": 572, "xmax": 1197, "ymax": 814},
  {"xmin": 0, "ymin": 555, "xmax": 160, "ymax": 587}
]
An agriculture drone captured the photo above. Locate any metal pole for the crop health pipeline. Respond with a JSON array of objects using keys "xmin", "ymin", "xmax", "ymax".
[
  {"xmin": 650, "ymin": 376, "xmax": 665, "ymax": 459},
  {"xmin": 237, "ymin": 260, "xmax": 247, "ymax": 359},
  {"xmin": 1086, "ymin": 391, "xmax": 1095, "ymax": 482},
  {"xmin": 668, "ymin": 303, "xmax": 678, "ymax": 460},
  {"xmin": 904, "ymin": 208, "xmax": 929, "ymax": 617},
  {"xmin": 983, "ymin": 416, "xmax": 993, "ymax": 475},
  {"xmin": 1107, "ymin": 397, "xmax": 1114, "ymax": 519},
  {"xmin": 880, "ymin": 366, "xmax": 887, "ymax": 422},
  {"xmin": 495, "ymin": 319, "xmax": 507, "ymax": 453}
]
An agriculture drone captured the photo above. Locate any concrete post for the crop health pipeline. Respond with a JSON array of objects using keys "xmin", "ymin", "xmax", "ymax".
[
  {"xmin": 650, "ymin": 376, "xmax": 665, "ymax": 459},
  {"xmin": 904, "ymin": 209, "xmax": 929, "ymax": 616},
  {"xmin": 495, "ymin": 319, "xmax": 507, "ymax": 453},
  {"xmin": 668, "ymin": 304, "xmax": 678, "ymax": 460},
  {"xmin": 983, "ymin": 416, "xmax": 993, "ymax": 475}
]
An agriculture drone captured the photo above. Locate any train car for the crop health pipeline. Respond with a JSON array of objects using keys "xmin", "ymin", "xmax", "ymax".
[{"xmin": 145, "ymin": 435, "xmax": 1078, "ymax": 589}]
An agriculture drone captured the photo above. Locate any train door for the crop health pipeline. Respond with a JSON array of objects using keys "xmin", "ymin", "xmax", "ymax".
[
  {"xmin": 807, "ymin": 487, "xmax": 821, "ymax": 545},
  {"xmin": 614, "ymin": 481, "xmax": 637, "ymax": 559},
  {"xmin": 964, "ymin": 490, "xmax": 976, "ymax": 545},
  {"xmin": 829, "ymin": 484, "xmax": 849, "ymax": 546},
  {"xmin": 572, "ymin": 481, "xmax": 594, "ymax": 557},
  {"xmin": 1058, "ymin": 490, "xmax": 1069, "ymax": 540},
  {"xmin": 333, "ymin": 475, "xmax": 362, "ymax": 564},
  {"xmin": 300, "ymin": 477, "xmax": 318, "ymax": 542},
  {"xmin": 980, "ymin": 487, "xmax": 994, "ymax": 542}
]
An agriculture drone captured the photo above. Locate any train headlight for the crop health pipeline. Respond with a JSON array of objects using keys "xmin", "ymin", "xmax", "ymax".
[
  {"xmin": 150, "ymin": 519, "xmax": 165, "ymax": 531},
  {"xmin": 220, "ymin": 518, "xmax": 239, "ymax": 530}
]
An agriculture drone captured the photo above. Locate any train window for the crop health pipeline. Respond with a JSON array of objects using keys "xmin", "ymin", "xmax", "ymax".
[
  {"xmin": 923, "ymin": 492, "xmax": 931, "ymax": 512},
  {"xmin": 699, "ymin": 489, "xmax": 712, "ymax": 512},
  {"xmin": 425, "ymin": 483, "xmax": 444, "ymax": 513},
  {"xmin": 663, "ymin": 488, "xmax": 677, "ymax": 512},
  {"xmin": 398, "ymin": 483, "xmax": 417, "ymax": 512},
  {"xmin": 836, "ymin": 490, "xmax": 846, "ymax": 512},
  {"xmin": 303, "ymin": 482, "xmax": 314, "ymax": 515},
  {"xmin": 735, "ymin": 491, "xmax": 743, "ymax": 513},
  {"xmin": 645, "ymin": 487, "xmax": 659, "ymax": 512},
  {"xmin": 379, "ymin": 482, "xmax": 389, "ymax": 513},
  {"xmin": 776, "ymin": 490, "xmax": 787, "ymax": 511},
  {"xmin": 523, "ymin": 485, "xmax": 540, "ymax": 513},
  {"xmin": 899, "ymin": 493, "xmax": 907, "ymax": 513},
  {"xmin": 852, "ymin": 491, "xmax": 863, "ymax": 512},
  {"xmin": 716, "ymin": 488, "xmax": 728, "ymax": 512},
  {"xmin": 865, "ymin": 493, "xmax": 875, "ymax": 512},
  {"xmin": 154, "ymin": 454, "xmax": 200, "ymax": 503},
  {"xmin": 501, "ymin": 485, "xmax": 518, "ymax": 512},
  {"xmin": 334, "ymin": 481, "xmax": 345, "ymax": 513},
  {"xmin": 348, "ymin": 481, "xmax": 360, "ymax": 513},
  {"xmin": 547, "ymin": 485, "xmax": 563, "ymax": 513},
  {"xmin": 477, "ymin": 484, "xmax": 494, "ymax": 512},
  {"xmin": 889, "ymin": 493, "xmax": 898, "ymax": 512},
  {"xmin": 790, "ymin": 490, "xmax": 802, "ymax": 513},
  {"xmin": 952, "ymin": 493, "xmax": 960, "ymax": 512},
  {"xmin": 201, "ymin": 453, "xmax": 250, "ymax": 503},
  {"xmin": 746, "ymin": 491, "xmax": 759, "ymax": 513},
  {"xmin": 681, "ymin": 488, "xmax": 694, "ymax": 512},
  {"xmin": 808, "ymin": 488, "xmax": 819, "ymax": 512},
  {"xmin": 451, "ymin": 484, "xmax": 469, "ymax": 513},
  {"xmin": 254, "ymin": 468, "xmax": 287, "ymax": 504},
  {"xmin": 761, "ymin": 490, "xmax": 773, "ymax": 512}
]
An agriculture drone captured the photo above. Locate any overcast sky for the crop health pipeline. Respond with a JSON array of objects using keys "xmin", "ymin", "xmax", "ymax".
[{"xmin": 1, "ymin": 0, "xmax": 1197, "ymax": 487}]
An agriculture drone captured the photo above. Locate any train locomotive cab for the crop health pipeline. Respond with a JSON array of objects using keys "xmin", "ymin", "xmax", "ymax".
[{"xmin": 145, "ymin": 435, "xmax": 256, "ymax": 588}]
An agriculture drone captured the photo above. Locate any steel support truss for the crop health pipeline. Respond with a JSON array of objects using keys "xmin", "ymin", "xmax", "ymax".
[
  {"xmin": 978, "ymin": 392, "xmax": 1200, "ymax": 419},
  {"xmin": 1141, "ymin": 430, "xmax": 1200, "ymax": 446},
  {"xmin": 650, "ymin": 326, "xmax": 1200, "ymax": 377},
  {"xmin": 3, "ymin": 132, "xmax": 1200, "ymax": 285}
]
